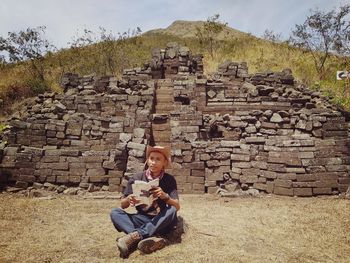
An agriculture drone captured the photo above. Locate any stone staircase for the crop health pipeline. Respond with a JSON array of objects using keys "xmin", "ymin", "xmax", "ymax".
[{"xmin": 151, "ymin": 79, "xmax": 174, "ymax": 148}]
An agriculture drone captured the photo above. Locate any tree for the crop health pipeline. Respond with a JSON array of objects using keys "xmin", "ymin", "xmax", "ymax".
[
  {"xmin": 69, "ymin": 28, "xmax": 96, "ymax": 48},
  {"xmin": 262, "ymin": 29, "xmax": 282, "ymax": 43},
  {"xmin": 68, "ymin": 26, "xmax": 142, "ymax": 75},
  {"xmin": 99, "ymin": 27, "xmax": 142, "ymax": 74},
  {"xmin": 0, "ymin": 26, "xmax": 56, "ymax": 82},
  {"xmin": 290, "ymin": 5, "xmax": 350, "ymax": 79},
  {"xmin": 196, "ymin": 14, "xmax": 227, "ymax": 58}
]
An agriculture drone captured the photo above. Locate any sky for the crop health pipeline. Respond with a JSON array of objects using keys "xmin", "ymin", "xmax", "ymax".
[{"xmin": 0, "ymin": 0, "xmax": 347, "ymax": 49}]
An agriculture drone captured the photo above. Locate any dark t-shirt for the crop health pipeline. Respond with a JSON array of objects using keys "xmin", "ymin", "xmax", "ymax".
[{"xmin": 123, "ymin": 171, "xmax": 179, "ymax": 216}]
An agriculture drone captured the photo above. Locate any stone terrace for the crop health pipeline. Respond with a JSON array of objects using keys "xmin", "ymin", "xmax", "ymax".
[{"xmin": 0, "ymin": 42, "xmax": 349, "ymax": 196}]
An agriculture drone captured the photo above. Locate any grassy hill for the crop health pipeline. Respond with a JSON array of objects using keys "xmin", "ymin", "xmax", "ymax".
[
  {"xmin": 146, "ymin": 20, "xmax": 248, "ymax": 39},
  {"xmin": 0, "ymin": 20, "xmax": 349, "ymax": 118}
]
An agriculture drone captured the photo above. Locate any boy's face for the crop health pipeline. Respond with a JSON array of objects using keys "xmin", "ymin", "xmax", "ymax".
[{"xmin": 147, "ymin": 151, "xmax": 167, "ymax": 176}]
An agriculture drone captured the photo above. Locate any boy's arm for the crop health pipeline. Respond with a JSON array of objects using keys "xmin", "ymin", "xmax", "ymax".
[
  {"xmin": 164, "ymin": 196, "xmax": 180, "ymax": 211},
  {"xmin": 120, "ymin": 195, "xmax": 140, "ymax": 208},
  {"xmin": 151, "ymin": 187, "xmax": 180, "ymax": 211}
]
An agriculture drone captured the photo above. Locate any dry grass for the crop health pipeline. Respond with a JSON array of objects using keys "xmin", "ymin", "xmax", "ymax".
[{"xmin": 0, "ymin": 193, "xmax": 349, "ymax": 263}]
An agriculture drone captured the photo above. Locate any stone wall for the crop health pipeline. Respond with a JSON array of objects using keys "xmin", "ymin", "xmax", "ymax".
[
  {"xmin": 0, "ymin": 43, "xmax": 349, "ymax": 196},
  {"xmin": 0, "ymin": 73, "xmax": 155, "ymax": 192}
]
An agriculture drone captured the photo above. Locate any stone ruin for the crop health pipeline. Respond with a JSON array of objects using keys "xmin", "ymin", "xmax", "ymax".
[{"xmin": 0, "ymin": 42, "xmax": 349, "ymax": 197}]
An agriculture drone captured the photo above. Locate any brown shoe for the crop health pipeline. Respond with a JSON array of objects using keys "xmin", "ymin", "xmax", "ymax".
[
  {"xmin": 117, "ymin": 231, "xmax": 141, "ymax": 258},
  {"xmin": 137, "ymin": 236, "xmax": 166, "ymax": 254}
]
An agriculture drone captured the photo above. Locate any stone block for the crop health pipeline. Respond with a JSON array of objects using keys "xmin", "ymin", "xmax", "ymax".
[
  {"xmin": 274, "ymin": 186, "xmax": 293, "ymax": 196},
  {"xmin": 56, "ymin": 176, "xmax": 69, "ymax": 184},
  {"xmin": 52, "ymin": 170, "xmax": 69, "ymax": 176},
  {"xmin": 220, "ymin": 141, "xmax": 240, "ymax": 148},
  {"xmin": 46, "ymin": 175, "xmax": 56, "ymax": 183},
  {"xmin": 207, "ymin": 186, "xmax": 219, "ymax": 194},
  {"xmin": 200, "ymin": 154, "xmax": 211, "ymax": 161},
  {"xmin": 326, "ymin": 165, "xmax": 348, "ymax": 172},
  {"xmin": 69, "ymin": 162, "xmax": 86, "ymax": 169},
  {"xmin": 315, "ymin": 180, "xmax": 338, "ymax": 188},
  {"xmin": 274, "ymin": 179, "xmax": 293, "ymax": 188},
  {"xmin": 103, "ymin": 161, "xmax": 116, "ymax": 170},
  {"xmin": 294, "ymin": 188, "xmax": 313, "ymax": 196},
  {"xmin": 187, "ymin": 176, "xmax": 205, "ymax": 184},
  {"xmin": 15, "ymin": 181, "xmax": 29, "ymax": 189},
  {"xmin": 127, "ymin": 142, "xmax": 146, "ymax": 151},
  {"xmin": 233, "ymin": 162, "xmax": 252, "ymax": 169},
  {"xmin": 70, "ymin": 168, "xmax": 86, "ymax": 176},
  {"xmin": 338, "ymin": 178, "xmax": 350, "ymax": 185},
  {"xmin": 16, "ymin": 153, "xmax": 32, "ymax": 162},
  {"xmin": 18, "ymin": 174, "xmax": 36, "ymax": 183},
  {"xmin": 19, "ymin": 168, "xmax": 35, "ymax": 175},
  {"xmin": 241, "ymin": 168, "xmax": 260, "ymax": 177},
  {"xmin": 313, "ymin": 172, "xmax": 348, "ymax": 181},
  {"xmin": 34, "ymin": 169, "xmax": 52, "ymax": 177},
  {"xmin": 191, "ymin": 170, "xmax": 205, "ymax": 177},
  {"xmin": 177, "ymin": 182, "xmax": 192, "ymax": 192},
  {"xmin": 38, "ymin": 162, "xmax": 69, "ymax": 170},
  {"xmin": 323, "ymin": 131, "xmax": 348, "ymax": 137},
  {"xmin": 182, "ymin": 162, "xmax": 205, "ymax": 169},
  {"xmin": 231, "ymin": 154, "xmax": 250, "ymax": 161},
  {"xmin": 296, "ymin": 174, "xmax": 317, "ymax": 182},
  {"xmin": 41, "ymin": 156, "xmax": 60, "ymax": 163},
  {"xmin": 108, "ymin": 170, "xmax": 124, "ymax": 178},
  {"xmin": 261, "ymin": 122, "xmax": 278, "ymax": 129},
  {"xmin": 83, "ymin": 156, "xmax": 104, "ymax": 163},
  {"xmin": 266, "ymin": 181, "xmax": 274, "ymax": 193},
  {"xmin": 313, "ymin": 188, "xmax": 332, "ymax": 195},
  {"xmin": 292, "ymin": 182, "xmax": 317, "ymax": 188},
  {"xmin": 267, "ymin": 164, "xmax": 286, "ymax": 172},
  {"xmin": 89, "ymin": 176, "xmax": 109, "ymax": 183},
  {"xmin": 87, "ymin": 168, "xmax": 106, "ymax": 176},
  {"xmin": 245, "ymin": 137, "xmax": 266, "ymax": 144},
  {"xmin": 4, "ymin": 147, "xmax": 20, "ymax": 156},
  {"xmin": 253, "ymin": 183, "xmax": 267, "ymax": 191},
  {"xmin": 277, "ymin": 173, "xmax": 297, "ymax": 180},
  {"xmin": 68, "ymin": 176, "xmax": 81, "ymax": 183},
  {"xmin": 192, "ymin": 183, "xmax": 205, "ymax": 191},
  {"xmin": 240, "ymin": 175, "xmax": 259, "ymax": 183},
  {"xmin": 268, "ymin": 156, "xmax": 301, "ymax": 166},
  {"xmin": 206, "ymin": 172, "xmax": 224, "ymax": 182},
  {"xmin": 109, "ymin": 184, "xmax": 122, "ymax": 192}
]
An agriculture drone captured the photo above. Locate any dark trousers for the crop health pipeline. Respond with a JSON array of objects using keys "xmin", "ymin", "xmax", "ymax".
[{"xmin": 110, "ymin": 205, "xmax": 177, "ymax": 239}]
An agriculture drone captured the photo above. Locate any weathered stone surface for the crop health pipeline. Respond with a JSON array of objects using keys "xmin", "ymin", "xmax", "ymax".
[
  {"xmin": 1, "ymin": 44, "xmax": 349, "ymax": 196},
  {"xmin": 294, "ymin": 188, "xmax": 313, "ymax": 196},
  {"xmin": 270, "ymin": 113, "xmax": 283, "ymax": 123},
  {"xmin": 274, "ymin": 187, "xmax": 293, "ymax": 196}
]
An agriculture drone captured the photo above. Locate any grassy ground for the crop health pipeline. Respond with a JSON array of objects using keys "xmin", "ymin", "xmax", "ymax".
[{"xmin": 0, "ymin": 193, "xmax": 349, "ymax": 263}]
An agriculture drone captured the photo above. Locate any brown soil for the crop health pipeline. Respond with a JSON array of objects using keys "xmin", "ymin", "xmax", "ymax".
[{"xmin": 0, "ymin": 193, "xmax": 349, "ymax": 263}]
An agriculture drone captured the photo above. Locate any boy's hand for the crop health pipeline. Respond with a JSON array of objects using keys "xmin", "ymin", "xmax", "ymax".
[
  {"xmin": 127, "ymin": 194, "xmax": 140, "ymax": 206},
  {"xmin": 150, "ymin": 187, "xmax": 169, "ymax": 200}
]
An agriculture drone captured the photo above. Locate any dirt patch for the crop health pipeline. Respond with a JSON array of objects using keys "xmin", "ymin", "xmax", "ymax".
[{"xmin": 0, "ymin": 193, "xmax": 349, "ymax": 263}]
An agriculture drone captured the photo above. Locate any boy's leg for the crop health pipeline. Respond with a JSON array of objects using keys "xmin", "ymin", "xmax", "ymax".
[
  {"xmin": 110, "ymin": 208, "xmax": 151, "ymax": 234},
  {"xmin": 137, "ymin": 206, "xmax": 177, "ymax": 239}
]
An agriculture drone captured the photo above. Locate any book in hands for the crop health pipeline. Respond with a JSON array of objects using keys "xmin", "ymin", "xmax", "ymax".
[{"xmin": 131, "ymin": 178, "xmax": 159, "ymax": 206}]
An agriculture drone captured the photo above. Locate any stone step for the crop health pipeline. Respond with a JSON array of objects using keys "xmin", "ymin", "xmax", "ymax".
[
  {"xmin": 152, "ymin": 122, "xmax": 170, "ymax": 131},
  {"xmin": 155, "ymin": 104, "xmax": 174, "ymax": 111},
  {"xmin": 154, "ymin": 137, "xmax": 171, "ymax": 145},
  {"xmin": 156, "ymin": 95, "xmax": 174, "ymax": 100},
  {"xmin": 153, "ymin": 142, "xmax": 171, "ymax": 148},
  {"xmin": 156, "ymin": 80, "xmax": 174, "ymax": 86},
  {"xmin": 156, "ymin": 90, "xmax": 173, "ymax": 96},
  {"xmin": 152, "ymin": 131, "xmax": 171, "ymax": 142},
  {"xmin": 156, "ymin": 86, "xmax": 174, "ymax": 90}
]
